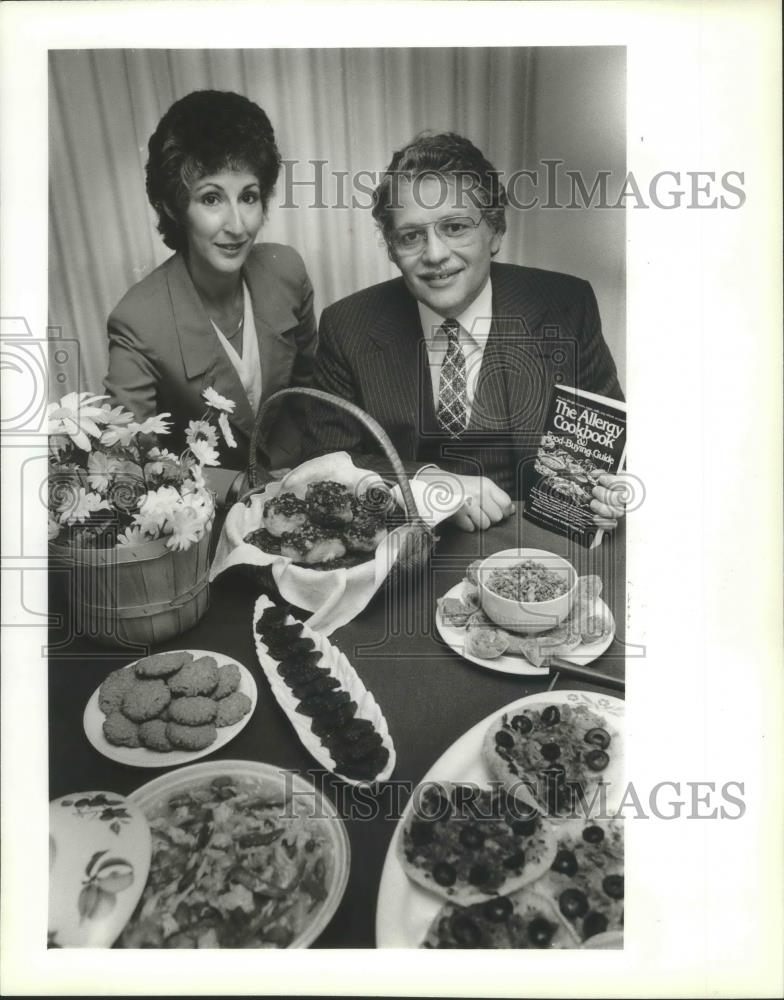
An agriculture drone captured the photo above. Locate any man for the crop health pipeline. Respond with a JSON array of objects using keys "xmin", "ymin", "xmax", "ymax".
[{"xmin": 307, "ymin": 132, "xmax": 625, "ymax": 531}]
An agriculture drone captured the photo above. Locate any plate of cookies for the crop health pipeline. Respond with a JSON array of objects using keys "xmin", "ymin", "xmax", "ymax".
[{"xmin": 83, "ymin": 649, "xmax": 257, "ymax": 767}]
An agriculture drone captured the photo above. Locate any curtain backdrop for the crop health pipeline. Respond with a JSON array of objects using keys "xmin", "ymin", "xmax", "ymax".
[{"xmin": 48, "ymin": 47, "xmax": 625, "ymax": 399}]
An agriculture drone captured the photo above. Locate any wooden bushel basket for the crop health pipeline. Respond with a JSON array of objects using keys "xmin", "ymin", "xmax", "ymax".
[{"xmin": 50, "ymin": 529, "xmax": 211, "ymax": 647}]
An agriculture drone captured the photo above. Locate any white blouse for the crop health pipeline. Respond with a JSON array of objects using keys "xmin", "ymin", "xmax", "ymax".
[{"xmin": 210, "ymin": 282, "xmax": 263, "ymax": 414}]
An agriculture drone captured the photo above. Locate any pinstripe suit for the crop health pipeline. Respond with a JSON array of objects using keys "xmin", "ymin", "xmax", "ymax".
[{"xmin": 307, "ymin": 262, "xmax": 622, "ymax": 498}]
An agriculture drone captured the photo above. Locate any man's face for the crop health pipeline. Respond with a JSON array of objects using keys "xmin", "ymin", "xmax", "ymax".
[{"xmin": 388, "ymin": 176, "xmax": 502, "ymax": 318}]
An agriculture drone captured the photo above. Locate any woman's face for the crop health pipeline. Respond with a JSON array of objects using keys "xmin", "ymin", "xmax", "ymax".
[{"xmin": 182, "ymin": 169, "xmax": 264, "ymax": 277}]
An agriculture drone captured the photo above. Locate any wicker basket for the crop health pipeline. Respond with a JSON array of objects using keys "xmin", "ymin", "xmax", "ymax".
[
  {"xmin": 50, "ymin": 529, "xmax": 211, "ymax": 647},
  {"xmin": 244, "ymin": 387, "xmax": 435, "ymax": 572}
]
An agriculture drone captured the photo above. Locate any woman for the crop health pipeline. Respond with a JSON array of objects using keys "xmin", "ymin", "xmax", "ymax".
[{"xmin": 104, "ymin": 90, "xmax": 316, "ymax": 495}]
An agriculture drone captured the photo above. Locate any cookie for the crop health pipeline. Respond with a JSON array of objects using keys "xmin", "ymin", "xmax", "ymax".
[
  {"xmin": 212, "ymin": 662, "xmax": 241, "ymax": 700},
  {"xmin": 166, "ymin": 722, "xmax": 217, "ymax": 751},
  {"xmin": 98, "ymin": 668, "xmax": 138, "ymax": 715},
  {"xmin": 103, "ymin": 711, "xmax": 141, "ymax": 748},
  {"xmin": 138, "ymin": 719, "xmax": 173, "ymax": 752},
  {"xmin": 167, "ymin": 656, "xmax": 219, "ymax": 697},
  {"xmin": 168, "ymin": 695, "xmax": 218, "ymax": 726},
  {"xmin": 134, "ymin": 649, "xmax": 193, "ymax": 679},
  {"xmin": 214, "ymin": 691, "xmax": 252, "ymax": 727},
  {"xmin": 121, "ymin": 679, "xmax": 171, "ymax": 722}
]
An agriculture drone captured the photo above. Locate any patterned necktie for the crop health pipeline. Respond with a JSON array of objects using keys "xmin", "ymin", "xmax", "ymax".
[{"xmin": 436, "ymin": 318, "xmax": 468, "ymax": 436}]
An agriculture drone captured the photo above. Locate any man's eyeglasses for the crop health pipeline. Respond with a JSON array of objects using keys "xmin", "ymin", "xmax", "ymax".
[{"xmin": 388, "ymin": 215, "xmax": 486, "ymax": 256}]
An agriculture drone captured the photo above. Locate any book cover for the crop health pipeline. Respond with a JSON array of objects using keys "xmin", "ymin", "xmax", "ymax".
[{"xmin": 523, "ymin": 384, "xmax": 627, "ymax": 543}]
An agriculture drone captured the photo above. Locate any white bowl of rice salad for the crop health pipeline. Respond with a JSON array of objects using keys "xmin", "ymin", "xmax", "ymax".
[
  {"xmin": 122, "ymin": 760, "xmax": 349, "ymax": 948},
  {"xmin": 477, "ymin": 548, "xmax": 577, "ymax": 635}
]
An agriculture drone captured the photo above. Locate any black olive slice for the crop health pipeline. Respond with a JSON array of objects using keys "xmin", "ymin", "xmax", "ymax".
[
  {"xmin": 432, "ymin": 861, "xmax": 457, "ymax": 887},
  {"xmin": 541, "ymin": 706, "xmax": 561, "ymax": 726},
  {"xmin": 510, "ymin": 714, "xmax": 533, "ymax": 734},
  {"xmin": 495, "ymin": 730, "xmax": 514, "ymax": 749},
  {"xmin": 527, "ymin": 916, "xmax": 555, "ymax": 947},
  {"xmin": 482, "ymin": 896, "xmax": 513, "ymax": 923},
  {"xmin": 603, "ymin": 874, "xmax": 624, "ymax": 899},
  {"xmin": 582, "ymin": 824, "xmax": 605, "ymax": 844},
  {"xmin": 540, "ymin": 742, "xmax": 561, "ymax": 761},
  {"xmin": 585, "ymin": 749, "xmax": 610, "ymax": 772},
  {"xmin": 559, "ymin": 887, "xmax": 589, "ymax": 919},
  {"xmin": 584, "ymin": 727, "xmax": 611, "ymax": 749},
  {"xmin": 551, "ymin": 849, "xmax": 578, "ymax": 876}
]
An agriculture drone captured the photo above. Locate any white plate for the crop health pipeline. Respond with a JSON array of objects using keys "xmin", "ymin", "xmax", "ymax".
[
  {"xmin": 49, "ymin": 791, "xmax": 152, "ymax": 948},
  {"xmin": 435, "ymin": 582, "xmax": 616, "ymax": 676},
  {"xmin": 375, "ymin": 689, "xmax": 625, "ymax": 948},
  {"xmin": 83, "ymin": 650, "xmax": 257, "ymax": 768},
  {"xmin": 126, "ymin": 759, "xmax": 350, "ymax": 948}
]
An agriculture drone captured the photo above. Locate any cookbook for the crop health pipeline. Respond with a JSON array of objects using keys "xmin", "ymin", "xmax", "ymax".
[{"xmin": 523, "ymin": 384, "xmax": 627, "ymax": 544}]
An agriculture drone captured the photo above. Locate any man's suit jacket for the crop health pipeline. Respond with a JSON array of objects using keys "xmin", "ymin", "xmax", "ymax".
[
  {"xmin": 105, "ymin": 243, "xmax": 316, "ymax": 471},
  {"xmin": 307, "ymin": 262, "xmax": 622, "ymax": 497}
]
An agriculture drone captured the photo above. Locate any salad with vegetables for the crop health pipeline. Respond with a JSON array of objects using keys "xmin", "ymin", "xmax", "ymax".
[{"xmin": 120, "ymin": 774, "xmax": 336, "ymax": 948}]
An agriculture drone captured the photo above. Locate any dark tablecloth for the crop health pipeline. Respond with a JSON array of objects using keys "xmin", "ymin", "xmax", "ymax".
[{"xmin": 48, "ymin": 513, "xmax": 624, "ymax": 948}]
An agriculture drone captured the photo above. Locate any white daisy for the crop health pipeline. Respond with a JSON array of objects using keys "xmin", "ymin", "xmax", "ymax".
[
  {"xmin": 164, "ymin": 505, "xmax": 203, "ymax": 551},
  {"xmin": 133, "ymin": 485, "xmax": 181, "ymax": 532},
  {"xmin": 136, "ymin": 413, "xmax": 172, "ymax": 435},
  {"xmin": 189, "ymin": 438, "xmax": 220, "ymax": 467},
  {"xmin": 185, "ymin": 419, "xmax": 219, "ymax": 448},
  {"xmin": 47, "ymin": 392, "xmax": 109, "ymax": 451},
  {"xmin": 87, "ymin": 451, "xmax": 121, "ymax": 492},
  {"xmin": 58, "ymin": 488, "xmax": 112, "ymax": 525},
  {"xmin": 202, "ymin": 386, "xmax": 236, "ymax": 414},
  {"xmin": 97, "ymin": 402, "xmax": 135, "ymax": 426},
  {"xmin": 100, "ymin": 422, "xmax": 139, "ymax": 448},
  {"xmin": 117, "ymin": 526, "xmax": 154, "ymax": 547}
]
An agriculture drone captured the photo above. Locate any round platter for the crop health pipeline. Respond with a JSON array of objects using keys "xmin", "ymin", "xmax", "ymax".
[
  {"xmin": 375, "ymin": 689, "xmax": 624, "ymax": 948},
  {"xmin": 435, "ymin": 582, "xmax": 615, "ymax": 677},
  {"xmin": 83, "ymin": 650, "xmax": 257, "ymax": 768}
]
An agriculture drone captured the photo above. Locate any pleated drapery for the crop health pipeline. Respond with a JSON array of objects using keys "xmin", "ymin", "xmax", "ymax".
[{"xmin": 48, "ymin": 48, "xmax": 625, "ymax": 399}]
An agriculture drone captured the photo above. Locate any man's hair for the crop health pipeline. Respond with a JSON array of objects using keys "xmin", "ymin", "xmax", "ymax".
[
  {"xmin": 371, "ymin": 132, "xmax": 508, "ymax": 244},
  {"xmin": 145, "ymin": 90, "xmax": 281, "ymax": 251}
]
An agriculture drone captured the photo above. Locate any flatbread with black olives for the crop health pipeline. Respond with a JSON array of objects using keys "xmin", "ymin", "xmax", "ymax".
[
  {"xmin": 421, "ymin": 888, "xmax": 577, "ymax": 949},
  {"xmin": 529, "ymin": 816, "xmax": 624, "ymax": 944},
  {"xmin": 397, "ymin": 781, "xmax": 557, "ymax": 906},
  {"xmin": 482, "ymin": 701, "xmax": 620, "ymax": 817}
]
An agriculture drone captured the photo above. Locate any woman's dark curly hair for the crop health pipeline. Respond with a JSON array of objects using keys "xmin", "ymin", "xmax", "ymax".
[
  {"xmin": 145, "ymin": 90, "xmax": 281, "ymax": 251},
  {"xmin": 371, "ymin": 132, "xmax": 508, "ymax": 250}
]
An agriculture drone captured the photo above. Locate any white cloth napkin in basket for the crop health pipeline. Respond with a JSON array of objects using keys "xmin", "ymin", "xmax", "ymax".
[{"xmin": 210, "ymin": 452, "xmax": 462, "ymax": 635}]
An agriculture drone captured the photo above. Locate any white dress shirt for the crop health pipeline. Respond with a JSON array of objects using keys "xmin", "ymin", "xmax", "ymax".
[{"xmin": 417, "ymin": 276, "xmax": 493, "ymax": 425}]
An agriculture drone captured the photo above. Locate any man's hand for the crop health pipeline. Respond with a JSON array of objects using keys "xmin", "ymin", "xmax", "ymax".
[
  {"xmin": 416, "ymin": 468, "xmax": 515, "ymax": 532},
  {"xmin": 590, "ymin": 473, "xmax": 628, "ymax": 530}
]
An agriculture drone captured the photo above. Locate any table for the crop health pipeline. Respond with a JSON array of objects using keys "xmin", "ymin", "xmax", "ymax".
[{"xmin": 48, "ymin": 513, "xmax": 624, "ymax": 948}]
